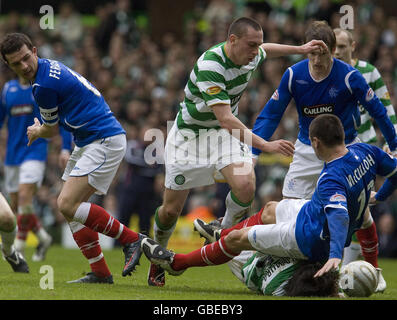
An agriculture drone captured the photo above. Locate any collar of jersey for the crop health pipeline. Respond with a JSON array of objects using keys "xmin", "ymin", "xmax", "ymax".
[{"xmin": 221, "ymin": 43, "xmax": 241, "ymax": 69}]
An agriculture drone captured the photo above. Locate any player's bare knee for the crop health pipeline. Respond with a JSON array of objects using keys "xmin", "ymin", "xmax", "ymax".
[
  {"xmin": 225, "ymin": 230, "xmax": 245, "ymax": 252},
  {"xmin": 161, "ymin": 203, "xmax": 182, "ymax": 222},
  {"xmin": 261, "ymin": 201, "xmax": 277, "ymax": 224},
  {"xmin": 232, "ymin": 179, "xmax": 255, "ymax": 203},
  {"xmin": 57, "ymin": 194, "xmax": 77, "ymax": 220},
  {"xmin": 0, "ymin": 212, "xmax": 16, "ymax": 232}
]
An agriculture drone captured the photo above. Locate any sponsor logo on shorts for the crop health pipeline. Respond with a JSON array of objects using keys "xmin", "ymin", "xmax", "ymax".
[
  {"xmin": 205, "ymin": 86, "xmax": 221, "ymax": 95},
  {"xmin": 174, "ymin": 174, "xmax": 186, "ymax": 185},
  {"xmin": 330, "ymin": 193, "xmax": 347, "ymax": 202}
]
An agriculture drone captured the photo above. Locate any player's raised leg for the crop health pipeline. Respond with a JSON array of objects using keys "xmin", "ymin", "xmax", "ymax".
[
  {"xmin": 194, "ymin": 201, "xmax": 278, "ymax": 243},
  {"xmin": 219, "ymin": 162, "xmax": 256, "ymax": 228},
  {"xmin": 142, "ymin": 226, "xmax": 256, "ymax": 275}
]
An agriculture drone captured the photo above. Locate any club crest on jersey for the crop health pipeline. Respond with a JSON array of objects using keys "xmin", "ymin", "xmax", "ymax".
[
  {"xmin": 330, "ymin": 193, "xmax": 347, "ymax": 202},
  {"xmin": 328, "ymin": 86, "xmax": 339, "ymax": 98},
  {"xmin": 366, "ymin": 88, "xmax": 374, "ymax": 102},
  {"xmin": 206, "ymin": 86, "xmax": 221, "ymax": 95},
  {"xmin": 302, "ymin": 104, "xmax": 334, "ymax": 117},
  {"xmin": 271, "ymin": 89, "xmax": 279, "ymax": 101}
]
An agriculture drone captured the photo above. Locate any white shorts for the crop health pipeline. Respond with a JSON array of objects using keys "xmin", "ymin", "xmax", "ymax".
[
  {"xmin": 62, "ymin": 134, "xmax": 126, "ymax": 195},
  {"xmin": 164, "ymin": 123, "xmax": 253, "ymax": 190},
  {"xmin": 4, "ymin": 160, "xmax": 46, "ymax": 193},
  {"xmin": 247, "ymin": 199, "xmax": 309, "ymax": 259},
  {"xmin": 282, "ymin": 137, "xmax": 360, "ymax": 199}
]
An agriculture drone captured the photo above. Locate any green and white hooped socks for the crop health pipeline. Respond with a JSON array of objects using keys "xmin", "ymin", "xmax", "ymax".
[
  {"xmin": 0, "ymin": 216, "xmax": 17, "ymax": 256},
  {"xmin": 221, "ymin": 191, "xmax": 253, "ymax": 228},
  {"xmin": 153, "ymin": 207, "xmax": 177, "ymax": 248}
]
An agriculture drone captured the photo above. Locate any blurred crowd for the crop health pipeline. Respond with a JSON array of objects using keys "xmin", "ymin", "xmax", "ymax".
[{"xmin": 1, "ymin": 0, "xmax": 397, "ymax": 256}]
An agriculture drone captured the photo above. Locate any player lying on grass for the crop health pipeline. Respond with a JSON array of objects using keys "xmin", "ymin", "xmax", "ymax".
[
  {"xmin": 229, "ymin": 250, "xmax": 339, "ymax": 297},
  {"xmin": 141, "ymin": 114, "xmax": 397, "ymax": 291}
]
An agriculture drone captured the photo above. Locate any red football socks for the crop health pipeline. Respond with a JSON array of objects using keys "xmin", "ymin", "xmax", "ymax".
[
  {"xmin": 220, "ymin": 208, "xmax": 264, "ymax": 237},
  {"xmin": 72, "ymin": 226, "xmax": 112, "ymax": 278},
  {"xmin": 356, "ymin": 221, "xmax": 379, "ymax": 268},
  {"xmin": 172, "ymin": 236, "xmax": 239, "ymax": 271},
  {"xmin": 79, "ymin": 203, "xmax": 139, "ymax": 246},
  {"xmin": 16, "ymin": 214, "xmax": 40, "ymax": 240}
]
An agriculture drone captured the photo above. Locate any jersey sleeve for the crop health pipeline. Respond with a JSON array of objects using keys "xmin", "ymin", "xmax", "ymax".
[
  {"xmin": 32, "ymin": 84, "xmax": 59, "ymax": 126},
  {"xmin": 251, "ymin": 68, "xmax": 292, "ymax": 156},
  {"xmin": 370, "ymin": 145, "xmax": 397, "ymax": 201},
  {"xmin": 317, "ymin": 176, "xmax": 349, "ymax": 260},
  {"xmin": 195, "ymin": 59, "xmax": 230, "ymax": 107},
  {"xmin": 349, "ymin": 71, "xmax": 397, "ymax": 151}
]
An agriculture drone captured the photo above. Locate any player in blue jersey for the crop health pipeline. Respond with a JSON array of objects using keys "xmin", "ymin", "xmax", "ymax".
[
  {"xmin": 0, "ymin": 76, "xmax": 72, "ymax": 262},
  {"xmin": 1, "ymin": 32, "xmax": 146, "ymax": 283},
  {"xmin": 141, "ymin": 114, "xmax": 397, "ymax": 285},
  {"xmin": 250, "ymin": 20, "xmax": 393, "ymax": 291}
]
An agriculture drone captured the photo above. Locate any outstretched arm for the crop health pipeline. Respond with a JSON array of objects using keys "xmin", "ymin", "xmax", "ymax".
[
  {"xmin": 212, "ymin": 104, "xmax": 294, "ymax": 157},
  {"xmin": 261, "ymin": 40, "xmax": 327, "ymax": 59}
]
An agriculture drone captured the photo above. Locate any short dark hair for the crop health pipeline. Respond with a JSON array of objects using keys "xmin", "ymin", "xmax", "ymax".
[
  {"xmin": 304, "ymin": 21, "xmax": 336, "ymax": 52},
  {"xmin": 228, "ymin": 17, "xmax": 262, "ymax": 38},
  {"xmin": 0, "ymin": 33, "xmax": 33, "ymax": 63},
  {"xmin": 284, "ymin": 262, "xmax": 339, "ymax": 297},
  {"xmin": 309, "ymin": 114, "xmax": 345, "ymax": 147}
]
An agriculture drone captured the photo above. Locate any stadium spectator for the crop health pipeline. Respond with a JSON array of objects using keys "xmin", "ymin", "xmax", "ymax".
[
  {"xmin": 116, "ymin": 123, "xmax": 163, "ymax": 237},
  {"xmin": 52, "ymin": 2, "xmax": 83, "ymax": 50}
]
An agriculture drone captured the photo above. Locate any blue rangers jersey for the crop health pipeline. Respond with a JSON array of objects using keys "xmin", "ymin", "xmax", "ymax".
[
  {"xmin": 0, "ymin": 79, "xmax": 71, "ymax": 165},
  {"xmin": 252, "ymin": 58, "xmax": 397, "ymax": 155},
  {"xmin": 295, "ymin": 143, "xmax": 397, "ymax": 262},
  {"xmin": 32, "ymin": 58, "xmax": 125, "ymax": 147}
]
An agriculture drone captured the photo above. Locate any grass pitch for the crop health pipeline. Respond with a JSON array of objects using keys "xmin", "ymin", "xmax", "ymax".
[{"xmin": 1, "ymin": 244, "xmax": 397, "ymax": 301}]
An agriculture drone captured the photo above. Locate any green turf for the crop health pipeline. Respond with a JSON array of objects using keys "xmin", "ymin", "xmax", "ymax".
[{"xmin": 0, "ymin": 245, "xmax": 396, "ymax": 300}]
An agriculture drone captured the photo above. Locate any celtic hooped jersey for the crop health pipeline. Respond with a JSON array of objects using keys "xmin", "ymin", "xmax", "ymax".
[
  {"xmin": 354, "ymin": 59, "xmax": 397, "ymax": 144},
  {"xmin": 241, "ymin": 252, "xmax": 300, "ymax": 296},
  {"xmin": 176, "ymin": 42, "xmax": 266, "ymax": 133}
]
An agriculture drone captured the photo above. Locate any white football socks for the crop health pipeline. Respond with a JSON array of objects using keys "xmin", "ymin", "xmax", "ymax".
[{"xmin": 221, "ymin": 191, "xmax": 252, "ymax": 228}]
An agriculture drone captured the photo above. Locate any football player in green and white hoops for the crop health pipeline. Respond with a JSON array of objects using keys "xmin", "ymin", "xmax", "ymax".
[
  {"xmin": 333, "ymin": 28, "xmax": 392, "ymax": 292},
  {"xmin": 148, "ymin": 17, "xmax": 328, "ymax": 287},
  {"xmin": 228, "ymin": 250, "xmax": 339, "ymax": 297}
]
